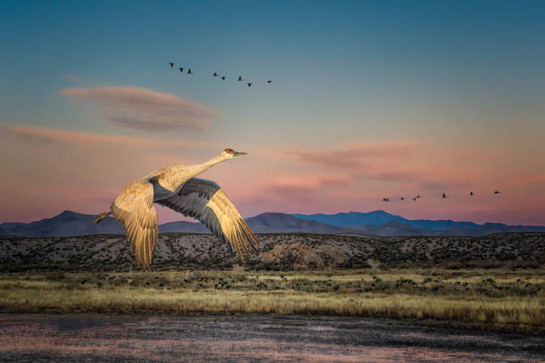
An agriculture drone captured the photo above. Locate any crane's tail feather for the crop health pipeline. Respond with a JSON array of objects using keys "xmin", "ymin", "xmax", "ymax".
[{"xmin": 93, "ymin": 211, "xmax": 111, "ymax": 225}]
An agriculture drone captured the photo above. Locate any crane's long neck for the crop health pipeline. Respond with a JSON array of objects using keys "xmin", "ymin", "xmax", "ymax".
[
  {"xmin": 187, "ymin": 153, "xmax": 227, "ymax": 177},
  {"xmin": 159, "ymin": 153, "xmax": 227, "ymax": 192}
]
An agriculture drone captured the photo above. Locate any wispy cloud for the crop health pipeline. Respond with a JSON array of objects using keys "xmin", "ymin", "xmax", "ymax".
[
  {"xmin": 288, "ymin": 142, "xmax": 417, "ymax": 169},
  {"xmin": 286, "ymin": 141, "xmax": 487, "ymax": 189},
  {"xmin": 0, "ymin": 123, "xmax": 212, "ymax": 148},
  {"xmin": 59, "ymin": 86, "xmax": 220, "ymax": 131}
]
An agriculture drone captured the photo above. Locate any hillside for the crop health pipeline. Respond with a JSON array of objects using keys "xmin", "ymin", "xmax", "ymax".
[
  {"xmin": 2, "ymin": 210, "xmax": 545, "ymax": 238},
  {"xmin": 1, "ymin": 232, "xmax": 544, "ymax": 271}
]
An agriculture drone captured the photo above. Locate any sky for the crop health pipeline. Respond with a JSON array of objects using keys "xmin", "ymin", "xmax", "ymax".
[{"xmin": 1, "ymin": 0, "xmax": 544, "ymax": 225}]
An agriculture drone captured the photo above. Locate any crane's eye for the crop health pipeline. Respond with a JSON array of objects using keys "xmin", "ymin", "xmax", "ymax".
[{"xmin": 224, "ymin": 148, "xmax": 233, "ymax": 154}]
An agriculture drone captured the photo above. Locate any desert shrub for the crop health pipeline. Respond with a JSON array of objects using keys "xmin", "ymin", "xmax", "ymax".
[
  {"xmin": 259, "ymin": 243, "xmax": 347, "ymax": 270},
  {"xmin": 45, "ymin": 270, "xmax": 65, "ymax": 281},
  {"xmin": 259, "ymin": 243, "xmax": 313, "ymax": 270}
]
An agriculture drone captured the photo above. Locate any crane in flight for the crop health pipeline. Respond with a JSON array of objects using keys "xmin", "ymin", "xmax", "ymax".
[{"xmin": 93, "ymin": 149, "xmax": 259, "ymax": 268}]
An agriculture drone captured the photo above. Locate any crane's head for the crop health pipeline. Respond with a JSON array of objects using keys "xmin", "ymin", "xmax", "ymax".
[{"xmin": 222, "ymin": 148, "xmax": 247, "ymax": 159}]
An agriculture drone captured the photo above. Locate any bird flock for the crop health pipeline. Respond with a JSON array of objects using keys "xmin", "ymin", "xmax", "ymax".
[
  {"xmin": 169, "ymin": 62, "xmax": 273, "ymax": 88},
  {"xmin": 382, "ymin": 191, "xmax": 502, "ymax": 202}
]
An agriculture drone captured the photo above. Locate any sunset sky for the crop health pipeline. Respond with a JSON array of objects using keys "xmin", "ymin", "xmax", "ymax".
[{"xmin": 1, "ymin": 0, "xmax": 544, "ymax": 225}]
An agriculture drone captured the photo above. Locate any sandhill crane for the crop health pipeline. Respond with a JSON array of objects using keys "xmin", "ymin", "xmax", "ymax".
[
  {"xmin": 93, "ymin": 149, "xmax": 259, "ymax": 268},
  {"xmin": 179, "ymin": 67, "xmax": 184, "ymax": 72},
  {"xmin": 169, "ymin": 62, "xmax": 174, "ymax": 68},
  {"xmin": 247, "ymin": 83, "xmax": 253, "ymax": 87},
  {"xmin": 187, "ymin": 68, "xmax": 192, "ymax": 74}
]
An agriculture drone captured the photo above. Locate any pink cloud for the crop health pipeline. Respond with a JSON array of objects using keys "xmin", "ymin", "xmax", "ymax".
[
  {"xmin": 288, "ymin": 141, "xmax": 417, "ymax": 169},
  {"xmin": 0, "ymin": 124, "xmax": 220, "ymax": 222},
  {"xmin": 59, "ymin": 86, "xmax": 220, "ymax": 131},
  {"xmin": 286, "ymin": 142, "xmax": 488, "ymax": 190},
  {"xmin": 0, "ymin": 123, "xmax": 213, "ymax": 149},
  {"xmin": 504, "ymin": 175, "xmax": 545, "ymax": 187}
]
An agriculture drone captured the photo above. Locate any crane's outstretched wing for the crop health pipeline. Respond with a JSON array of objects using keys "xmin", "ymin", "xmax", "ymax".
[
  {"xmin": 156, "ymin": 178, "xmax": 259, "ymax": 260},
  {"xmin": 111, "ymin": 178, "xmax": 158, "ymax": 268}
]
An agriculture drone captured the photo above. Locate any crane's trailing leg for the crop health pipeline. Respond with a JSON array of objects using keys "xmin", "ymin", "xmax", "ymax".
[{"xmin": 93, "ymin": 211, "xmax": 111, "ymax": 225}]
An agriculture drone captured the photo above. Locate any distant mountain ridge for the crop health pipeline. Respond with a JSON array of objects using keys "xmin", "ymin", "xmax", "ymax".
[
  {"xmin": 1, "ymin": 210, "xmax": 544, "ymax": 237},
  {"xmin": 292, "ymin": 211, "xmax": 480, "ymax": 230}
]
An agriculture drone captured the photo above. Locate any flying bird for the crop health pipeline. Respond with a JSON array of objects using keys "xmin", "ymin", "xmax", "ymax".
[
  {"xmin": 213, "ymin": 72, "xmax": 218, "ymax": 77},
  {"xmin": 169, "ymin": 62, "xmax": 174, "ymax": 68},
  {"xmin": 238, "ymin": 76, "xmax": 243, "ymax": 81},
  {"xmin": 267, "ymin": 80, "xmax": 273, "ymax": 84},
  {"xmin": 494, "ymin": 190, "xmax": 502, "ymax": 194},
  {"xmin": 187, "ymin": 68, "xmax": 192, "ymax": 74},
  {"xmin": 400, "ymin": 197, "xmax": 405, "ymax": 201},
  {"xmin": 93, "ymin": 149, "xmax": 259, "ymax": 268},
  {"xmin": 382, "ymin": 197, "xmax": 390, "ymax": 202},
  {"xmin": 247, "ymin": 83, "xmax": 253, "ymax": 87},
  {"xmin": 179, "ymin": 67, "xmax": 184, "ymax": 72},
  {"xmin": 221, "ymin": 76, "xmax": 227, "ymax": 80},
  {"xmin": 470, "ymin": 192, "xmax": 474, "ymax": 196},
  {"xmin": 442, "ymin": 193, "xmax": 447, "ymax": 199},
  {"xmin": 412, "ymin": 197, "xmax": 417, "ymax": 201}
]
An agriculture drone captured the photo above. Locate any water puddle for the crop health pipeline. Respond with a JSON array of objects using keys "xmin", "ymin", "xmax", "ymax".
[{"xmin": 0, "ymin": 314, "xmax": 543, "ymax": 362}]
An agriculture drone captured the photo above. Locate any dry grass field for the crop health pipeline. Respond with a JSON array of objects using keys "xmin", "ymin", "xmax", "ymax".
[
  {"xmin": 1, "ymin": 233, "xmax": 544, "ymax": 334},
  {"xmin": 1, "ymin": 268, "xmax": 544, "ymax": 334}
]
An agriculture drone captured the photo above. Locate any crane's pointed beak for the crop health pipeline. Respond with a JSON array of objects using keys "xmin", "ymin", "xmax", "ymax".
[{"xmin": 234, "ymin": 151, "xmax": 247, "ymax": 156}]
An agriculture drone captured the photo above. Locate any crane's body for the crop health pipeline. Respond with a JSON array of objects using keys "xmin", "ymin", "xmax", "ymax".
[{"xmin": 94, "ymin": 149, "xmax": 259, "ymax": 268}]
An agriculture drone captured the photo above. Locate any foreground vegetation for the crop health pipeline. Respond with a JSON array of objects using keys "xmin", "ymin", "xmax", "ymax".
[{"xmin": 1, "ymin": 268, "xmax": 544, "ymax": 334}]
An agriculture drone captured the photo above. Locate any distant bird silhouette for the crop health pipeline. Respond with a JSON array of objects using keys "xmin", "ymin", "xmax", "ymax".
[
  {"xmin": 267, "ymin": 80, "xmax": 273, "ymax": 84},
  {"xmin": 187, "ymin": 68, "xmax": 192, "ymax": 74},
  {"xmin": 93, "ymin": 149, "xmax": 258, "ymax": 268},
  {"xmin": 382, "ymin": 198, "xmax": 390, "ymax": 202},
  {"xmin": 221, "ymin": 76, "xmax": 227, "ymax": 80},
  {"xmin": 494, "ymin": 190, "xmax": 502, "ymax": 194},
  {"xmin": 442, "ymin": 193, "xmax": 447, "ymax": 199},
  {"xmin": 470, "ymin": 192, "xmax": 474, "ymax": 196},
  {"xmin": 400, "ymin": 197, "xmax": 405, "ymax": 201},
  {"xmin": 169, "ymin": 62, "xmax": 174, "ymax": 68},
  {"xmin": 247, "ymin": 83, "xmax": 253, "ymax": 87},
  {"xmin": 238, "ymin": 76, "xmax": 243, "ymax": 81},
  {"xmin": 412, "ymin": 197, "xmax": 417, "ymax": 201},
  {"xmin": 213, "ymin": 72, "xmax": 218, "ymax": 77},
  {"xmin": 178, "ymin": 67, "xmax": 184, "ymax": 72},
  {"xmin": 416, "ymin": 195, "xmax": 421, "ymax": 199}
]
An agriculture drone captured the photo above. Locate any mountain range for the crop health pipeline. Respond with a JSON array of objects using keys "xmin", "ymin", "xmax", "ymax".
[{"xmin": 1, "ymin": 210, "xmax": 544, "ymax": 237}]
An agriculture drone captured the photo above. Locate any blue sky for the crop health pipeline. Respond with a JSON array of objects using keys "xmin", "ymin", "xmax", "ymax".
[{"xmin": 1, "ymin": 0, "xmax": 544, "ymax": 224}]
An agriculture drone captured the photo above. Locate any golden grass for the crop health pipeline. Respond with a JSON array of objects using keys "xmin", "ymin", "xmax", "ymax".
[{"xmin": 1, "ymin": 268, "xmax": 544, "ymax": 334}]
